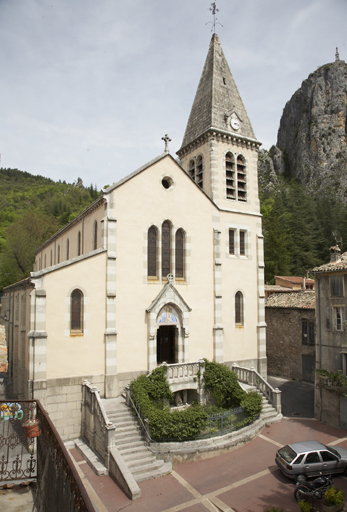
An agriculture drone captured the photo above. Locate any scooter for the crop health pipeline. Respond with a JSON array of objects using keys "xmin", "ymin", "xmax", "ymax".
[{"xmin": 294, "ymin": 474, "xmax": 333, "ymax": 501}]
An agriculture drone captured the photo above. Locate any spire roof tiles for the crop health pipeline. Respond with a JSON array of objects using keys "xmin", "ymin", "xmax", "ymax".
[{"xmin": 179, "ymin": 34, "xmax": 256, "ymax": 151}]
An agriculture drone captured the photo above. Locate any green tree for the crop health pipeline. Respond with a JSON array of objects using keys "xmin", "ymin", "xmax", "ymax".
[{"xmin": 0, "ymin": 211, "xmax": 59, "ymax": 290}]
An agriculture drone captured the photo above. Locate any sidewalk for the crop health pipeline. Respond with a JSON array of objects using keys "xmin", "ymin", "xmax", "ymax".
[{"xmin": 67, "ymin": 417, "xmax": 347, "ymax": 512}]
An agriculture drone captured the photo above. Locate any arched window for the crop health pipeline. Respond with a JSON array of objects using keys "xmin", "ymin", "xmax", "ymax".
[
  {"xmin": 93, "ymin": 221, "xmax": 98, "ymax": 250},
  {"xmin": 71, "ymin": 289, "xmax": 83, "ymax": 333},
  {"xmin": 148, "ymin": 226, "xmax": 158, "ymax": 277},
  {"xmin": 162, "ymin": 221, "xmax": 171, "ymax": 279},
  {"xmin": 77, "ymin": 231, "xmax": 81, "ymax": 256},
  {"xmin": 237, "ymin": 155, "xmax": 246, "ymax": 201},
  {"xmin": 226, "ymin": 152, "xmax": 235, "ymax": 199},
  {"xmin": 57, "ymin": 245, "xmax": 60, "ymax": 264},
  {"xmin": 235, "ymin": 291, "xmax": 244, "ymax": 325},
  {"xmin": 196, "ymin": 155, "xmax": 203, "ymax": 188},
  {"xmin": 189, "ymin": 159, "xmax": 195, "ymax": 180},
  {"xmin": 175, "ymin": 229, "xmax": 185, "ymax": 278},
  {"xmin": 66, "ymin": 239, "xmax": 69, "ymax": 260}
]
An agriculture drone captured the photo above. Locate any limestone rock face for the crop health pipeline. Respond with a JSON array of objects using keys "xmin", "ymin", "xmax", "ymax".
[{"xmin": 276, "ymin": 59, "xmax": 347, "ymax": 197}]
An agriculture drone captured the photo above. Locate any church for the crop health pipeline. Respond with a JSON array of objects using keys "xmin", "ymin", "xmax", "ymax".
[{"xmin": 2, "ymin": 34, "xmax": 266, "ymax": 440}]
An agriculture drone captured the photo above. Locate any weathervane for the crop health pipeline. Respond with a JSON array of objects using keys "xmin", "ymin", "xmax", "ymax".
[{"xmin": 206, "ymin": 2, "xmax": 223, "ymax": 33}]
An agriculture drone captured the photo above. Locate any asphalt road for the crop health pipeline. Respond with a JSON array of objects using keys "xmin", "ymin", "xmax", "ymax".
[{"xmin": 268, "ymin": 376, "xmax": 315, "ymax": 418}]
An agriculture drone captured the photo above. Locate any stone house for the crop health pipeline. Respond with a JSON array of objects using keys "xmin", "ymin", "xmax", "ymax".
[
  {"xmin": 2, "ymin": 34, "xmax": 267, "ymax": 441},
  {"xmin": 313, "ymin": 246, "xmax": 347, "ymax": 428},
  {"xmin": 266, "ymin": 291, "xmax": 315, "ymax": 381}
]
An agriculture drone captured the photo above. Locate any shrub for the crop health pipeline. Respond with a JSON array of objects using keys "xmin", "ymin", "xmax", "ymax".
[
  {"xmin": 264, "ymin": 508, "xmax": 285, "ymax": 512},
  {"xmin": 324, "ymin": 485, "xmax": 345, "ymax": 506},
  {"xmin": 298, "ymin": 501, "xmax": 315, "ymax": 512},
  {"xmin": 203, "ymin": 360, "xmax": 244, "ymax": 408}
]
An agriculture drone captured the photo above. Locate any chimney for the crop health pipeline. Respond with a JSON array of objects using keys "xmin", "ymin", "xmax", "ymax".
[
  {"xmin": 330, "ymin": 246, "xmax": 341, "ymax": 263},
  {"xmin": 302, "ymin": 277, "xmax": 306, "ymax": 290}
]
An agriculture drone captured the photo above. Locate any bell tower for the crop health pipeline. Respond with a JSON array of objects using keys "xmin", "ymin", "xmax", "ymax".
[{"xmin": 177, "ymin": 34, "xmax": 261, "ymax": 212}]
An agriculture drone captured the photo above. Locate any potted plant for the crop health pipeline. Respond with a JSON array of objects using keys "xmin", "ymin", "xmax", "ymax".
[
  {"xmin": 22, "ymin": 418, "xmax": 41, "ymax": 438},
  {"xmin": 323, "ymin": 486, "xmax": 345, "ymax": 512},
  {"xmin": 298, "ymin": 501, "xmax": 317, "ymax": 512}
]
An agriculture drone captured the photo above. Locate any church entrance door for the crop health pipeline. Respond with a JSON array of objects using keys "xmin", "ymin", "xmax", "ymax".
[{"xmin": 157, "ymin": 325, "xmax": 176, "ymax": 364}]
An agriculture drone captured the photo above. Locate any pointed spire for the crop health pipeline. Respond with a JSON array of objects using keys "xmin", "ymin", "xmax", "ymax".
[{"xmin": 180, "ymin": 34, "xmax": 256, "ymax": 150}]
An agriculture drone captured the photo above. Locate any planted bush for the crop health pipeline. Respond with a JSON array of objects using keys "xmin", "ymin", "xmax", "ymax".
[{"xmin": 130, "ymin": 361, "xmax": 262, "ymax": 442}]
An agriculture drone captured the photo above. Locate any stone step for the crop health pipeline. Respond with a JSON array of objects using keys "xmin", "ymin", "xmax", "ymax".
[
  {"xmin": 131, "ymin": 458, "xmax": 163, "ymax": 475},
  {"xmin": 122, "ymin": 449, "xmax": 152, "ymax": 463},
  {"xmin": 135, "ymin": 461, "xmax": 173, "ymax": 483},
  {"xmin": 114, "ymin": 433, "xmax": 144, "ymax": 445},
  {"xmin": 127, "ymin": 456, "xmax": 157, "ymax": 469},
  {"xmin": 117, "ymin": 442, "xmax": 146, "ymax": 455}
]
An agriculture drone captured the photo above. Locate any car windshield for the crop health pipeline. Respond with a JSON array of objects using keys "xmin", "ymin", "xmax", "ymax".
[
  {"xmin": 278, "ymin": 445, "xmax": 297, "ymax": 463},
  {"xmin": 325, "ymin": 446, "xmax": 340, "ymax": 458}
]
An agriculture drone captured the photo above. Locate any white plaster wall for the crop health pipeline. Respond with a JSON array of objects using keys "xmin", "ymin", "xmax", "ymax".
[{"xmin": 43, "ymin": 252, "xmax": 107, "ymax": 379}]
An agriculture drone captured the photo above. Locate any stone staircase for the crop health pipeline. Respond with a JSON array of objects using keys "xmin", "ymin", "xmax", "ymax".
[
  {"xmin": 102, "ymin": 396, "xmax": 172, "ymax": 482},
  {"xmin": 240, "ymin": 382, "xmax": 282, "ymax": 424}
]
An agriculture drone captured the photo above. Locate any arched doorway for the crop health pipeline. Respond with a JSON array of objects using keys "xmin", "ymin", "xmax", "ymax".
[
  {"xmin": 156, "ymin": 305, "xmax": 179, "ymax": 365},
  {"xmin": 157, "ymin": 325, "xmax": 176, "ymax": 364}
]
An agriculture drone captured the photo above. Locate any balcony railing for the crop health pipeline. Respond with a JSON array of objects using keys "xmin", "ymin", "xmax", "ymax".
[{"xmin": 0, "ymin": 399, "xmax": 95, "ymax": 512}]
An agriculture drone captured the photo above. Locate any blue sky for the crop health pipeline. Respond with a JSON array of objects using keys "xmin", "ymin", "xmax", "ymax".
[{"xmin": 0, "ymin": 0, "xmax": 345, "ymax": 189}]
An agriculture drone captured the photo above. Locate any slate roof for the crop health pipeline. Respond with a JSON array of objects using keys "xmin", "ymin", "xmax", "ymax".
[
  {"xmin": 179, "ymin": 34, "xmax": 256, "ymax": 150},
  {"xmin": 266, "ymin": 291, "xmax": 315, "ymax": 309},
  {"xmin": 312, "ymin": 252, "xmax": 347, "ymax": 273}
]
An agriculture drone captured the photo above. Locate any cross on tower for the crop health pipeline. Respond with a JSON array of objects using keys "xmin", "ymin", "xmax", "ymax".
[{"xmin": 162, "ymin": 134, "xmax": 172, "ymax": 153}]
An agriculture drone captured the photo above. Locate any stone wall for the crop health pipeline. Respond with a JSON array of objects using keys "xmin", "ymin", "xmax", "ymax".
[
  {"xmin": 266, "ymin": 307, "xmax": 315, "ymax": 380},
  {"xmin": 34, "ymin": 374, "xmax": 105, "ymax": 441}
]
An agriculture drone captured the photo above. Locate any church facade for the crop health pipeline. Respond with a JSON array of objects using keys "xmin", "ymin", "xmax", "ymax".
[{"xmin": 2, "ymin": 34, "xmax": 266, "ymax": 440}]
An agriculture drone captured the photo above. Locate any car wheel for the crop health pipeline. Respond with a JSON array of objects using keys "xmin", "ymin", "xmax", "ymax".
[
  {"xmin": 344, "ymin": 466, "xmax": 347, "ymax": 476},
  {"xmin": 295, "ymin": 474, "xmax": 307, "ymax": 484},
  {"xmin": 294, "ymin": 486, "xmax": 308, "ymax": 502}
]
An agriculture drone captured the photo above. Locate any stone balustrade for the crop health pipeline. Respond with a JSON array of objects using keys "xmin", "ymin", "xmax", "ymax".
[{"xmin": 231, "ymin": 364, "xmax": 282, "ymax": 414}]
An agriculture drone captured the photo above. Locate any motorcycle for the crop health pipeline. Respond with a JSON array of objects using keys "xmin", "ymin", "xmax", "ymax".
[{"xmin": 294, "ymin": 474, "xmax": 333, "ymax": 502}]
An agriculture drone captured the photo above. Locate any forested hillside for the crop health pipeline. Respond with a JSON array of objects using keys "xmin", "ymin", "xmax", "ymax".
[
  {"xmin": 259, "ymin": 149, "xmax": 347, "ymax": 284},
  {"xmin": 0, "ymin": 168, "xmax": 99, "ymax": 292}
]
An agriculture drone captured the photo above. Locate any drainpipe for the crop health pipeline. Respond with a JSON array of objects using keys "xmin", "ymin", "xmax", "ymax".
[{"xmin": 316, "ymin": 274, "xmax": 323, "ymax": 421}]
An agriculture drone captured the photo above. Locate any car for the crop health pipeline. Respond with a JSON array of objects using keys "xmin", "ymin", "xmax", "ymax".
[{"xmin": 275, "ymin": 440, "xmax": 347, "ymax": 480}]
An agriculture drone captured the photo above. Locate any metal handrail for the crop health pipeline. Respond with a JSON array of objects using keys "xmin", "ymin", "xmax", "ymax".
[{"xmin": 127, "ymin": 390, "xmax": 154, "ymax": 444}]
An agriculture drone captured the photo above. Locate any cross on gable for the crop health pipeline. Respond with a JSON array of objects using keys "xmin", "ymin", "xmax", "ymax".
[{"xmin": 162, "ymin": 134, "xmax": 172, "ymax": 153}]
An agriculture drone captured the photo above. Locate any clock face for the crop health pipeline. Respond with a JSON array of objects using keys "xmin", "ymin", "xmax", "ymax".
[{"xmin": 231, "ymin": 118, "xmax": 240, "ymax": 131}]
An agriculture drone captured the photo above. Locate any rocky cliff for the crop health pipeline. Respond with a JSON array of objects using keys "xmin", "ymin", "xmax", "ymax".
[{"xmin": 260, "ymin": 55, "xmax": 347, "ymax": 198}]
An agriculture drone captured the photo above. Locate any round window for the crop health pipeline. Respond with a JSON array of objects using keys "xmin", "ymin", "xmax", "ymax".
[{"xmin": 162, "ymin": 176, "xmax": 173, "ymax": 189}]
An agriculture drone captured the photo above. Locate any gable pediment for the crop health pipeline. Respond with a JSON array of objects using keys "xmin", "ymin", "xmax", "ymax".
[{"xmin": 147, "ymin": 282, "xmax": 191, "ymax": 315}]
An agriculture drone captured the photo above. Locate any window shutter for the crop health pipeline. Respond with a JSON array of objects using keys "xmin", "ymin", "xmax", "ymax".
[
  {"xmin": 326, "ymin": 307, "xmax": 332, "ymax": 330},
  {"xmin": 302, "ymin": 321, "xmax": 308, "ymax": 344}
]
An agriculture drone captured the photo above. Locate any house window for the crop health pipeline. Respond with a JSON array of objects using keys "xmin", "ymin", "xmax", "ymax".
[
  {"xmin": 148, "ymin": 226, "xmax": 158, "ymax": 278},
  {"xmin": 93, "ymin": 221, "xmax": 98, "ymax": 250},
  {"xmin": 162, "ymin": 221, "xmax": 171, "ymax": 278},
  {"xmin": 240, "ymin": 231, "xmax": 246, "ymax": 256},
  {"xmin": 237, "ymin": 155, "xmax": 247, "ymax": 201},
  {"xmin": 330, "ymin": 275, "xmax": 344, "ymax": 297},
  {"xmin": 71, "ymin": 289, "xmax": 83, "ymax": 333},
  {"xmin": 77, "ymin": 231, "xmax": 81, "ymax": 256},
  {"xmin": 50, "ymin": 250, "xmax": 52, "ymax": 266},
  {"xmin": 57, "ymin": 245, "xmax": 60, "ymax": 264},
  {"xmin": 235, "ymin": 291, "xmax": 244, "ymax": 325},
  {"xmin": 44, "ymin": 254, "xmax": 46, "ymax": 268},
  {"xmin": 66, "ymin": 239, "xmax": 69, "ymax": 260},
  {"xmin": 226, "ymin": 152, "xmax": 235, "ymax": 199},
  {"xmin": 334, "ymin": 306, "xmax": 345, "ymax": 331},
  {"xmin": 302, "ymin": 320, "xmax": 315, "ymax": 345},
  {"xmin": 175, "ymin": 229, "xmax": 184, "ymax": 278},
  {"xmin": 229, "ymin": 229, "xmax": 235, "ymax": 255}
]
